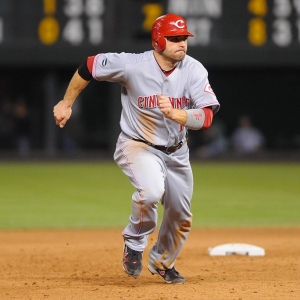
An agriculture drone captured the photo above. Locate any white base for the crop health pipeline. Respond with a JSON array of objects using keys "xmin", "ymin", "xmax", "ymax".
[{"xmin": 208, "ymin": 243, "xmax": 265, "ymax": 256}]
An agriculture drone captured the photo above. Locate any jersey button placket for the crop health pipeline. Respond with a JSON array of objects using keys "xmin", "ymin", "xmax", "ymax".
[
  {"xmin": 163, "ymin": 79, "xmax": 169, "ymax": 94},
  {"xmin": 162, "ymin": 79, "xmax": 173, "ymax": 145}
]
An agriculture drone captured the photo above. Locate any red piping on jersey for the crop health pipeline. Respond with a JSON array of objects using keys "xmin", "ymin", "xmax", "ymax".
[{"xmin": 202, "ymin": 108, "xmax": 213, "ymax": 129}]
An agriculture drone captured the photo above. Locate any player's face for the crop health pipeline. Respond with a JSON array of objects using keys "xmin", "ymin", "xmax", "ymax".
[{"xmin": 164, "ymin": 36, "xmax": 188, "ymax": 62}]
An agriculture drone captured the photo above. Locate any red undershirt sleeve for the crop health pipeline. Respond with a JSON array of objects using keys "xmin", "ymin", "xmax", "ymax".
[
  {"xmin": 202, "ymin": 108, "xmax": 213, "ymax": 129},
  {"xmin": 87, "ymin": 56, "xmax": 95, "ymax": 74}
]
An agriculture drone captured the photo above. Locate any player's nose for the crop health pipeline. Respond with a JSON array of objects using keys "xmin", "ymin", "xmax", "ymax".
[{"xmin": 178, "ymin": 40, "xmax": 186, "ymax": 47}]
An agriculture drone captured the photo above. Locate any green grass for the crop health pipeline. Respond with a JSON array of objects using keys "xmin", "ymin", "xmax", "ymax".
[
  {"xmin": 192, "ymin": 162, "xmax": 300, "ymax": 227},
  {"xmin": 0, "ymin": 162, "xmax": 299, "ymax": 229}
]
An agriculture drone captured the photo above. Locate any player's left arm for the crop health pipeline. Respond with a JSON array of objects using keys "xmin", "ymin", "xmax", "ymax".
[{"xmin": 157, "ymin": 94, "xmax": 213, "ymax": 130}]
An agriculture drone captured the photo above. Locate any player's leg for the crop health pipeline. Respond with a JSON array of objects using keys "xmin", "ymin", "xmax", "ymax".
[
  {"xmin": 148, "ymin": 143, "xmax": 193, "ymax": 283},
  {"xmin": 114, "ymin": 133, "xmax": 167, "ymax": 277}
]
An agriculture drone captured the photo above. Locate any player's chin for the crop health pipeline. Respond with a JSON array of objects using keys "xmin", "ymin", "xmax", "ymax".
[{"xmin": 174, "ymin": 51, "xmax": 186, "ymax": 61}]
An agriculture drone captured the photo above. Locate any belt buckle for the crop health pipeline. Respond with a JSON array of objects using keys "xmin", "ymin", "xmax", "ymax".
[
  {"xmin": 165, "ymin": 141, "xmax": 183, "ymax": 154},
  {"xmin": 165, "ymin": 146, "xmax": 173, "ymax": 154}
]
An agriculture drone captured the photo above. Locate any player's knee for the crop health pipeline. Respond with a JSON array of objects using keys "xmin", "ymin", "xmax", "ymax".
[
  {"xmin": 135, "ymin": 186, "xmax": 164, "ymax": 206},
  {"xmin": 148, "ymin": 186, "xmax": 165, "ymax": 204},
  {"xmin": 167, "ymin": 210, "xmax": 192, "ymax": 228},
  {"xmin": 179, "ymin": 217, "xmax": 192, "ymax": 232}
]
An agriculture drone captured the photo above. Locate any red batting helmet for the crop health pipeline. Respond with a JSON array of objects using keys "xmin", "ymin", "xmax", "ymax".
[{"xmin": 151, "ymin": 14, "xmax": 194, "ymax": 52}]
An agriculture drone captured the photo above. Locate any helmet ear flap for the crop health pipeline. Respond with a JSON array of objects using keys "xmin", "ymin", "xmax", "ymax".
[{"xmin": 152, "ymin": 31, "xmax": 166, "ymax": 52}]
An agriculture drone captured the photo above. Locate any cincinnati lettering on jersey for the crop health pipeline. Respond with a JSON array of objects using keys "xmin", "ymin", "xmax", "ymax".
[{"xmin": 138, "ymin": 95, "xmax": 190, "ymax": 109}]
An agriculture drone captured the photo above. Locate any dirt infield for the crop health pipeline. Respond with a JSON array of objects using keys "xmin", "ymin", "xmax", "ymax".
[{"xmin": 0, "ymin": 228, "xmax": 299, "ymax": 300}]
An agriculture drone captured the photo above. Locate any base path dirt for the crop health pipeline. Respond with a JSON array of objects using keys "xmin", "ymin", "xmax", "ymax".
[{"xmin": 0, "ymin": 228, "xmax": 299, "ymax": 300}]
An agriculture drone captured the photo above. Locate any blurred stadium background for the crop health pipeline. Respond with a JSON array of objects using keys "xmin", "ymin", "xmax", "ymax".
[{"xmin": 0, "ymin": 0, "xmax": 300, "ymax": 160}]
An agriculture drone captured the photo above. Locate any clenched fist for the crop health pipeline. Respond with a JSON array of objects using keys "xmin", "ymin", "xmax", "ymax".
[
  {"xmin": 53, "ymin": 100, "xmax": 72, "ymax": 128},
  {"xmin": 157, "ymin": 94, "xmax": 173, "ymax": 119}
]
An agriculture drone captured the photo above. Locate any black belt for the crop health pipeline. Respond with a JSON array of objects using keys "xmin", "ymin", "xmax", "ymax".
[{"xmin": 131, "ymin": 138, "xmax": 183, "ymax": 154}]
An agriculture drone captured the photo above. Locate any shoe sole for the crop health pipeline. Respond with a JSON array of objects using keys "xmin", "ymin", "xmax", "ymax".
[
  {"xmin": 148, "ymin": 264, "xmax": 185, "ymax": 284},
  {"xmin": 122, "ymin": 263, "xmax": 142, "ymax": 279}
]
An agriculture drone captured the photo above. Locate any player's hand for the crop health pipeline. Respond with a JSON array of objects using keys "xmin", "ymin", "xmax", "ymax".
[
  {"xmin": 157, "ymin": 94, "xmax": 173, "ymax": 119},
  {"xmin": 53, "ymin": 100, "xmax": 72, "ymax": 128}
]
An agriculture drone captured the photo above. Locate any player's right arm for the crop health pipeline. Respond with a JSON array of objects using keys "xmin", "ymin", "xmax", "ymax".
[
  {"xmin": 53, "ymin": 60, "xmax": 92, "ymax": 128},
  {"xmin": 54, "ymin": 53, "xmax": 126, "ymax": 128}
]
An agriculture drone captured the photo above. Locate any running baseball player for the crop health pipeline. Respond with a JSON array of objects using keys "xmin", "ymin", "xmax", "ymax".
[{"xmin": 53, "ymin": 14, "xmax": 220, "ymax": 284}]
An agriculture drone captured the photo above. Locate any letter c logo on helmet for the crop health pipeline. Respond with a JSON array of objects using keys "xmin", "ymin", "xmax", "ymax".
[
  {"xmin": 151, "ymin": 14, "xmax": 194, "ymax": 52},
  {"xmin": 174, "ymin": 20, "xmax": 185, "ymax": 29}
]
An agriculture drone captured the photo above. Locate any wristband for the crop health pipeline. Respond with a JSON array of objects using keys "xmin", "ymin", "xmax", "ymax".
[{"xmin": 185, "ymin": 109, "xmax": 206, "ymax": 130}]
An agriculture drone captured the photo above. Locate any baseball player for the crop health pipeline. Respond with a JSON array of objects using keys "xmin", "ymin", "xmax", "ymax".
[{"xmin": 53, "ymin": 14, "xmax": 220, "ymax": 284}]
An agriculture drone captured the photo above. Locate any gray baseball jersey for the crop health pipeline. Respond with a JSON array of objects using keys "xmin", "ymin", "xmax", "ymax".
[
  {"xmin": 92, "ymin": 50, "xmax": 219, "ymax": 146},
  {"xmin": 91, "ymin": 50, "xmax": 220, "ymax": 269}
]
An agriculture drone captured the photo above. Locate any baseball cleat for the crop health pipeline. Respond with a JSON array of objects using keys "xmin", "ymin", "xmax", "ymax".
[
  {"xmin": 148, "ymin": 263, "xmax": 185, "ymax": 284},
  {"xmin": 122, "ymin": 244, "xmax": 143, "ymax": 278}
]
